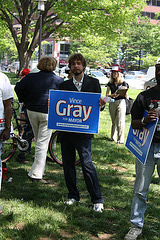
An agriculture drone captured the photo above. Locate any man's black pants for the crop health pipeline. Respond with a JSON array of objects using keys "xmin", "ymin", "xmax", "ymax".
[{"xmin": 61, "ymin": 134, "xmax": 104, "ymax": 204}]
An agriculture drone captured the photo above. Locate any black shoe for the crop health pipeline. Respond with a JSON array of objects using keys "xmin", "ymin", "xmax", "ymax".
[
  {"xmin": 117, "ymin": 141, "xmax": 123, "ymax": 145},
  {"xmin": 29, "ymin": 177, "xmax": 50, "ymax": 184}
]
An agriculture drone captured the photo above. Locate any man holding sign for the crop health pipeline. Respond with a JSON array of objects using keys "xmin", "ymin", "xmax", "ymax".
[
  {"xmin": 124, "ymin": 59, "xmax": 160, "ymax": 240},
  {"xmin": 59, "ymin": 53, "xmax": 104, "ymax": 212}
]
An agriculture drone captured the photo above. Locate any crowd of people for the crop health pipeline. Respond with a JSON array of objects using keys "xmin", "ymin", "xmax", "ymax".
[{"xmin": 0, "ymin": 53, "xmax": 159, "ymax": 240}]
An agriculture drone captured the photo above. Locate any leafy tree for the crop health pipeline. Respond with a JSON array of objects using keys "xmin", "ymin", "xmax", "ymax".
[
  {"xmin": 0, "ymin": 0, "xmax": 146, "ymax": 73},
  {"xmin": 140, "ymin": 54, "xmax": 157, "ymax": 69},
  {"xmin": 70, "ymin": 37, "xmax": 118, "ymax": 68},
  {"xmin": 121, "ymin": 17, "xmax": 160, "ymax": 69}
]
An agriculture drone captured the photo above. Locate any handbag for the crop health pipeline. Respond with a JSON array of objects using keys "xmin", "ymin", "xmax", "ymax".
[{"xmin": 125, "ymin": 97, "xmax": 134, "ymax": 115}]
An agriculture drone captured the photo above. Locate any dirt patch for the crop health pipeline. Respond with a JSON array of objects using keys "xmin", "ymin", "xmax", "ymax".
[
  {"xmin": 108, "ymin": 164, "xmax": 127, "ymax": 172},
  {"xmin": 99, "ymin": 233, "xmax": 115, "ymax": 239},
  {"xmin": 60, "ymin": 229, "xmax": 74, "ymax": 238},
  {"xmin": 88, "ymin": 233, "xmax": 115, "ymax": 240}
]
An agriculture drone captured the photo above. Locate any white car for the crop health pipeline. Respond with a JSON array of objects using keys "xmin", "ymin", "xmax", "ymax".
[
  {"xmin": 8, "ymin": 61, "xmax": 19, "ymax": 74},
  {"xmin": 124, "ymin": 75, "xmax": 145, "ymax": 90},
  {"xmin": 88, "ymin": 70, "xmax": 109, "ymax": 85},
  {"xmin": 59, "ymin": 66, "xmax": 68, "ymax": 78},
  {"xmin": 126, "ymin": 71, "xmax": 146, "ymax": 81}
]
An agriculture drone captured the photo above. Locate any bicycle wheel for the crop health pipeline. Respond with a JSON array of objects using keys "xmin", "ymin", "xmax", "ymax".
[
  {"xmin": 1, "ymin": 137, "xmax": 17, "ymax": 162},
  {"xmin": 48, "ymin": 131, "xmax": 80, "ymax": 166}
]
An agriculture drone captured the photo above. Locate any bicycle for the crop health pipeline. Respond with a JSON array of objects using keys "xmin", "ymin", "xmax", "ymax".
[{"xmin": 1, "ymin": 99, "xmax": 80, "ymax": 166}]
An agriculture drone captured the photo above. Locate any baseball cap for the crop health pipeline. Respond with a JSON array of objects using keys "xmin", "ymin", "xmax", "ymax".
[
  {"xmin": 111, "ymin": 66, "xmax": 121, "ymax": 72},
  {"xmin": 156, "ymin": 58, "xmax": 160, "ymax": 65},
  {"xmin": 20, "ymin": 68, "xmax": 30, "ymax": 76}
]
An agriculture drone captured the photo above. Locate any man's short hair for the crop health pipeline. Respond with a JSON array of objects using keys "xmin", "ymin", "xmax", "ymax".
[
  {"xmin": 37, "ymin": 56, "xmax": 57, "ymax": 71},
  {"xmin": 68, "ymin": 53, "xmax": 87, "ymax": 69}
]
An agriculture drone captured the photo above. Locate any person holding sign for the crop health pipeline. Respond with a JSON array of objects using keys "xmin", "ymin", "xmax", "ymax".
[
  {"xmin": 124, "ymin": 59, "xmax": 160, "ymax": 240},
  {"xmin": 105, "ymin": 66, "xmax": 128, "ymax": 144},
  {"xmin": 59, "ymin": 53, "xmax": 104, "ymax": 212}
]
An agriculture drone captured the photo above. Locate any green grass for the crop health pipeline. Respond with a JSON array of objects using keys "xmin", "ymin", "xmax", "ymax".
[
  {"xmin": 4, "ymin": 72, "xmax": 19, "ymax": 85},
  {"xmin": 0, "ymin": 80, "xmax": 159, "ymax": 239}
]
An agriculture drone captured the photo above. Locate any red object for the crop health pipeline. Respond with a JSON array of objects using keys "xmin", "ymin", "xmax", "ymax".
[
  {"xmin": 20, "ymin": 68, "xmax": 30, "ymax": 76},
  {"xmin": 111, "ymin": 66, "xmax": 121, "ymax": 73},
  {"xmin": 2, "ymin": 167, "xmax": 8, "ymax": 179}
]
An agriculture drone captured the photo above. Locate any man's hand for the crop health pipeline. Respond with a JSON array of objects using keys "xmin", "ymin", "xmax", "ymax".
[
  {"xmin": 2, "ymin": 98, "xmax": 12, "ymax": 141},
  {"xmin": 132, "ymin": 108, "xmax": 159, "ymax": 129},
  {"xmin": 0, "ymin": 128, "xmax": 10, "ymax": 141},
  {"xmin": 99, "ymin": 97, "xmax": 106, "ymax": 106},
  {"xmin": 144, "ymin": 108, "xmax": 159, "ymax": 124}
]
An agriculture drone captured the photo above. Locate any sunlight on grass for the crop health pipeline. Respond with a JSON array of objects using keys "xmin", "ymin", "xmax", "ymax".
[{"xmin": 0, "ymin": 83, "xmax": 159, "ymax": 240}]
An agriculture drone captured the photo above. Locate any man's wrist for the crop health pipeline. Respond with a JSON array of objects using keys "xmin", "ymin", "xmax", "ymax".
[{"xmin": 141, "ymin": 117, "xmax": 146, "ymax": 126}]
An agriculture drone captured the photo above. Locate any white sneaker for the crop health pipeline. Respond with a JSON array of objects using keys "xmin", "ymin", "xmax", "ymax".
[
  {"xmin": 124, "ymin": 225, "xmax": 142, "ymax": 240},
  {"xmin": 93, "ymin": 203, "xmax": 104, "ymax": 213},
  {"xmin": 64, "ymin": 198, "xmax": 78, "ymax": 205}
]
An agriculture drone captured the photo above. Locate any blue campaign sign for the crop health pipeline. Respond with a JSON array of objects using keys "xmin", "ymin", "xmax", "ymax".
[
  {"xmin": 48, "ymin": 90, "xmax": 101, "ymax": 134},
  {"xmin": 125, "ymin": 111, "xmax": 158, "ymax": 164}
]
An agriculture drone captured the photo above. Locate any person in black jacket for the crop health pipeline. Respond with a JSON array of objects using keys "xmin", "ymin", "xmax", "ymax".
[
  {"xmin": 59, "ymin": 53, "xmax": 104, "ymax": 212},
  {"xmin": 124, "ymin": 59, "xmax": 160, "ymax": 240},
  {"xmin": 15, "ymin": 56, "xmax": 63, "ymax": 183}
]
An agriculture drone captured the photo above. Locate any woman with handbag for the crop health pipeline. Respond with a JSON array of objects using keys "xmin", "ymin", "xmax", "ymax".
[{"xmin": 106, "ymin": 66, "xmax": 128, "ymax": 144}]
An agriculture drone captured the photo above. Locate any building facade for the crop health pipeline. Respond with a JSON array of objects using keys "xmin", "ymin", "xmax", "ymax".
[
  {"xmin": 42, "ymin": 38, "xmax": 70, "ymax": 68},
  {"xmin": 142, "ymin": 0, "xmax": 160, "ymax": 24}
]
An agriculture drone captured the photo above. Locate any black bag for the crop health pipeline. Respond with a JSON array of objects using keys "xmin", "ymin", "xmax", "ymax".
[{"xmin": 125, "ymin": 97, "xmax": 134, "ymax": 115}]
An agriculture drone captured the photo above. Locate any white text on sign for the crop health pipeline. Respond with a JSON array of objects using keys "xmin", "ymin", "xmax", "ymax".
[
  {"xmin": 133, "ymin": 128, "xmax": 150, "ymax": 147},
  {"xmin": 56, "ymin": 99, "xmax": 93, "ymax": 122}
]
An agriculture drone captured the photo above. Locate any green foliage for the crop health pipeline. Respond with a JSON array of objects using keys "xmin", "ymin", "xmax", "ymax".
[
  {"xmin": 70, "ymin": 39, "xmax": 117, "ymax": 67},
  {"xmin": 0, "ymin": 19, "xmax": 17, "ymax": 62},
  {"xmin": 121, "ymin": 17, "xmax": 160, "ymax": 69},
  {"xmin": 0, "ymin": 0, "xmax": 146, "ymax": 71},
  {"xmin": 57, "ymin": 0, "xmax": 146, "ymax": 42},
  {"xmin": 3, "ymin": 72, "xmax": 19, "ymax": 85},
  {"xmin": 140, "ymin": 54, "xmax": 158, "ymax": 69}
]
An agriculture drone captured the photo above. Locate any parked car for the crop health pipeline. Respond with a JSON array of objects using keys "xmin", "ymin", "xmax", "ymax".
[
  {"xmin": 126, "ymin": 71, "xmax": 146, "ymax": 80},
  {"xmin": 54, "ymin": 67, "xmax": 61, "ymax": 76},
  {"xmin": 146, "ymin": 66, "xmax": 155, "ymax": 81},
  {"xmin": 59, "ymin": 66, "xmax": 68, "ymax": 78},
  {"xmin": 100, "ymin": 68, "xmax": 110, "ymax": 78},
  {"xmin": 8, "ymin": 61, "xmax": 19, "ymax": 74},
  {"xmin": 1, "ymin": 65, "xmax": 8, "ymax": 71},
  {"xmin": 144, "ymin": 77, "xmax": 156, "ymax": 90},
  {"xmin": 124, "ymin": 75, "xmax": 145, "ymax": 90},
  {"xmin": 88, "ymin": 70, "xmax": 109, "ymax": 85}
]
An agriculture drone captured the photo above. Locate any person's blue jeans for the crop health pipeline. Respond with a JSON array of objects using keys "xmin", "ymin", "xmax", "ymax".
[
  {"xmin": 130, "ymin": 143, "xmax": 160, "ymax": 228},
  {"xmin": 0, "ymin": 141, "xmax": 2, "ymax": 191}
]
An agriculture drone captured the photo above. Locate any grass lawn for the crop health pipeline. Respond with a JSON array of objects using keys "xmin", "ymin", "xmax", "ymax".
[
  {"xmin": 4, "ymin": 72, "xmax": 19, "ymax": 85},
  {"xmin": 0, "ymin": 76, "xmax": 159, "ymax": 239}
]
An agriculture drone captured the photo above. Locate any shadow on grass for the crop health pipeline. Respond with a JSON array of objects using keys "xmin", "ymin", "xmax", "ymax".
[{"xmin": 1, "ymin": 142, "xmax": 160, "ymax": 240}]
